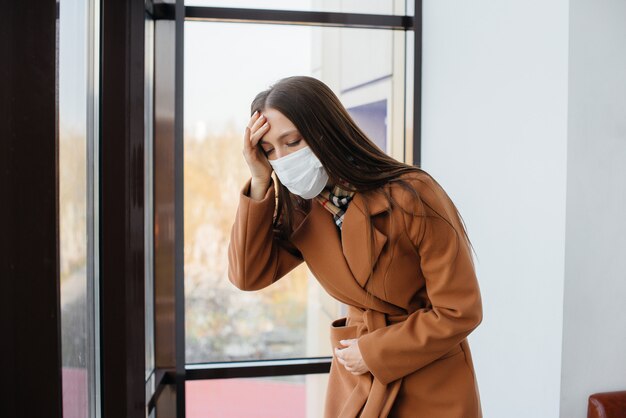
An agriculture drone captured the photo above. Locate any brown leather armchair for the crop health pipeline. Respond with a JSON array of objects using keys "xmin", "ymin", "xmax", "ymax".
[{"xmin": 588, "ymin": 390, "xmax": 626, "ymax": 418}]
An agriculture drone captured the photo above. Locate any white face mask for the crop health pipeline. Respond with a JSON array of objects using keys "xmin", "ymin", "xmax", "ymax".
[{"xmin": 268, "ymin": 145, "xmax": 329, "ymax": 199}]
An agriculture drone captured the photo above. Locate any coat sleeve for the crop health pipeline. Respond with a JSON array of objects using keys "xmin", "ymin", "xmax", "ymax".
[
  {"xmin": 227, "ymin": 176, "xmax": 305, "ymax": 291},
  {"xmin": 357, "ymin": 175, "xmax": 483, "ymax": 385}
]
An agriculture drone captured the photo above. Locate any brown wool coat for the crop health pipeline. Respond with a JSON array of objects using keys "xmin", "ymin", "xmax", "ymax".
[{"xmin": 228, "ymin": 171, "xmax": 484, "ymax": 418}]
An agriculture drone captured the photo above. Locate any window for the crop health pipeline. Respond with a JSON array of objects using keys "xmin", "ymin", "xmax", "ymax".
[
  {"xmin": 185, "ymin": 0, "xmax": 411, "ymax": 16},
  {"xmin": 59, "ymin": 0, "xmax": 100, "ymax": 416},
  {"xmin": 184, "ymin": 22, "xmax": 409, "ymax": 362},
  {"xmin": 182, "ymin": 3, "xmax": 417, "ymax": 416}
]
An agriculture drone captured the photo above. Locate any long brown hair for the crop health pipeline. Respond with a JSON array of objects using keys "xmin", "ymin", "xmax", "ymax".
[{"xmin": 250, "ymin": 76, "xmax": 476, "ymax": 303}]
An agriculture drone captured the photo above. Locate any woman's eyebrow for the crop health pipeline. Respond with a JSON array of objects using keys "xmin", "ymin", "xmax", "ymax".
[{"xmin": 259, "ymin": 129, "xmax": 298, "ymax": 145}]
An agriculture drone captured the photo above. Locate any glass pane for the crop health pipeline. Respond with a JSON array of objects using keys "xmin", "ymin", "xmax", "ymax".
[
  {"xmin": 145, "ymin": 14, "xmax": 156, "ymax": 381},
  {"xmin": 184, "ymin": 21, "xmax": 407, "ymax": 363},
  {"xmin": 59, "ymin": 0, "xmax": 98, "ymax": 416},
  {"xmin": 186, "ymin": 374, "xmax": 328, "ymax": 417},
  {"xmin": 185, "ymin": 0, "xmax": 410, "ymax": 16}
]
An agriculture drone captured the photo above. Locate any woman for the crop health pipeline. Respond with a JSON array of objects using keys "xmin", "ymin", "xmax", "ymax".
[{"xmin": 228, "ymin": 75, "xmax": 483, "ymax": 418}]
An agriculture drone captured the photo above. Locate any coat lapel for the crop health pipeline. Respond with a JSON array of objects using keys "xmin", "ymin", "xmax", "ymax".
[
  {"xmin": 290, "ymin": 186, "xmax": 391, "ymax": 292},
  {"xmin": 341, "ymin": 189, "xmax": 391, "ymax": 288}
]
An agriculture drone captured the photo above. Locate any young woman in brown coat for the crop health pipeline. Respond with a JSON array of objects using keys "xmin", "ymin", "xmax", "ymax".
[{"xmin": 228, "ymin": 75, "xmax": 484, "ymax": 418}]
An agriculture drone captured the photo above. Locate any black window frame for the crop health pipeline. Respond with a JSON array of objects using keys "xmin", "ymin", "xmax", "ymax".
[
  {"xmin": 0, "ymin": 2, "xmax": 63, "ymax": 417},
  {"xmin": 147, "ymin": 1, "xmax": 422, "ymax": 415}
]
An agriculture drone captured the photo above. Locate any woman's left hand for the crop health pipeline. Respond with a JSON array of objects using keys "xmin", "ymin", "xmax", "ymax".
[{"xmin": 334, "ymin": 339, "xmax": 370, "ymax": 375}]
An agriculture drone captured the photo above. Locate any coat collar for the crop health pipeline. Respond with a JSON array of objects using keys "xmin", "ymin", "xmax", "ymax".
[
  {"xmin": 290, "ymin": 185, "xmax": 391, "ymax": 291},
  {"xmin": 341, "ymin": 188, "xmax": 390, "ymax": 288}
]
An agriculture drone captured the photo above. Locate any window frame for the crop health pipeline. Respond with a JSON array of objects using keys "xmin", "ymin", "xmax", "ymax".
[
  {"xmin": 148, "ymin": 0, "xmax": 422, "ymax": 416},
  {"xmin": 146, "ymin": 1, "xmax": 422, "ymax": 415}
]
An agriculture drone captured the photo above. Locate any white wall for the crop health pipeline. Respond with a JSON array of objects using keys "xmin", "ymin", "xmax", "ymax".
[
  {"xmin": 560, "ymin": 0, "xmax": 626, "ymax": 416},
  {"xmin": 418, "ymin": 1, "xmax": 610, "ymax": 417}
]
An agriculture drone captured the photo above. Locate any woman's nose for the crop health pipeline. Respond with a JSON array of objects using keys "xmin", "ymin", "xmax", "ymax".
[{"xmin": 274, "ymin": 148, "xmax": 288, "ymax": 159}]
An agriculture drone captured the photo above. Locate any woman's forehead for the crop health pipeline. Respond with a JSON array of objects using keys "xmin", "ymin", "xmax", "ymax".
[{"xmin": 259, "ymin": 109, "xmax": 299, "ymax": 145}]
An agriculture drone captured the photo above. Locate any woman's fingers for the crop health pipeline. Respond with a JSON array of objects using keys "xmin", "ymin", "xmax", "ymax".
[
  {"xmin": 245, "ymin": 111, "xmax": 269, "ymax": 148},
  {"xmin": 243, "ymin": 111, "xmax": 258, "ymax": 150},
  {"xmin": 335, "ymin": 351, "xmax": 356, "ymax": 373},
  {"xmin": 335, "ymin": 347, "xmax": 349, "ymax": 360},
  {"xmin": 249, "ymin": 115, "xmax": 269, "ymax": 148},
  {"xmin": 335, "ymin": 342, "xmax": 366, "ymax": 375},
  {"xmin": 243, "ymin": 126, "xmax": 252, "ymax": 152},
  {"xmin": 244, "ymin": 112, "xmax": 262, "ymax": 149},
  {"xmin": 251, "ymin": 123, "xmax": 269, "ymax": 148},
  {"xmin": 242, "ymin": 111, "xmax": 273, "ymax": 181},
  {"xmin": 335, "ymin": 349, "xmax": 347, "ymax": 365}
]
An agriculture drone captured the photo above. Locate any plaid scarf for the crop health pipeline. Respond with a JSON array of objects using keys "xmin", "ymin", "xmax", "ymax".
[{"xmin": 314, "ymin": 179, "xmax": 355, "ymax": 231}]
